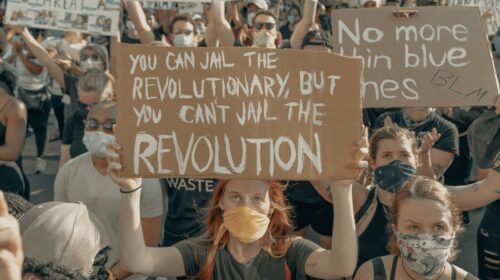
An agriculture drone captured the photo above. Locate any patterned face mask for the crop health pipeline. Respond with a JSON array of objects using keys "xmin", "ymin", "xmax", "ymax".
[{"xmin": 396, "ymin": 232, "xmax": 454, "ymax": 279}]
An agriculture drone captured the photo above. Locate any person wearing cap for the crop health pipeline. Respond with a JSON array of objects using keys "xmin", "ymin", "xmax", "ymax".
[
  {"xmin": 54, "ymin": 101, "xmax": 164, "ymax": 280},
  {"xmin": 245, "ymin": 0, "xmax": 269, "ymax": 27},
  {"xmin": 360, "ymin": 0, "xmax": 381, "ymax": 8},
  {"xmin": 20, "ymin": 202, "xmax": 112, "ymax": 279}
]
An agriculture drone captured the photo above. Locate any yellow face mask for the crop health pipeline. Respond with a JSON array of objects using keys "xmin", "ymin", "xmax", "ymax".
[{"xmin": 222, "ymin": 206, "xmax": 271, "ymax": 244}]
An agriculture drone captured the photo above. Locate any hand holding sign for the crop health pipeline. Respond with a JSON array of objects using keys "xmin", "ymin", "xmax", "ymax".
[
  {"xmin": 310, "ymin": 129, "xmax": 369, "ymax": 202},
  {"xmin": 0, "ymin": 192, "xmax": 23, "ymax": 280},
  {"xmin": 107, "ymin": 140, "xmax": 142, "ymax": 192}
]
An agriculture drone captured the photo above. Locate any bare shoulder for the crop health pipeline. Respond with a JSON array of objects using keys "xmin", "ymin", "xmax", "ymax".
[
  {"xmin": 352, "ymin": 181, "xmax": 370, "ymax": 213},
  {"xmin": 5, "ymin": 99, "xmax": 27, "ymax": 116},
  {"xmin": 354, "ymin": 258, "xmax": 374, "ymax": 280}
]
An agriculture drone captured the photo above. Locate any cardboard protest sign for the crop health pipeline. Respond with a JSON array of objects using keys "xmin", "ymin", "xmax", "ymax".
[
  {"xmin": 178, "ymin": 2, "xmax": 204, "ymax": 14},
  {"xmin": 5, "ymin": 0, "xmax": 120, "ymax": 36},
  {"xmin": 135, "ymin": 0, "xmax": 213, "ymax": 3},
  {"xmin": 449, "ymin": 0, "xmax": 499, "ymax": 35},
  {"xmin": 142, "ymin": 1, "xmax": 175, "ymax": 10},
  {"xmin": 332, "ymin": 7, "xmax": 500, "ymax": 108},
  {"xmin": 115, "ymin": 44, "xmax": 364, "ymax": 180}
]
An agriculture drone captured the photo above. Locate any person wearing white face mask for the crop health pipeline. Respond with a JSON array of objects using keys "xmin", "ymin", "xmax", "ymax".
[
  {"xmin": 169, "ymin": 15, "xmax": 198, "ymax": 47},
  {"xmin": 54, "ymin": 101, "xmax": 164, "ymax": 280},
  {"xmin": 251, "ymin": 10, "xmax": 279, "ymax": 49},
  {"xmin": 12, "ymin": 26, "xmax": 111, "ymax": 124},
  {"xmin": 279, "ymin": 4, "xmax": 301, "ymax": 46}
]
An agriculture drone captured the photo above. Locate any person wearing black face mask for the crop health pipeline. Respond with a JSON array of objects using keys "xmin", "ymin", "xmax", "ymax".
[{"xmin": 374, "ymin": 108, "xmax": 459, "ymax": 182}]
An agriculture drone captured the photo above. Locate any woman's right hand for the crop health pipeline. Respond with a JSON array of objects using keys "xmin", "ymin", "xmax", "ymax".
[{"xmin": 106, "ymin": 141, "xmax": 142, "ymax": 191}]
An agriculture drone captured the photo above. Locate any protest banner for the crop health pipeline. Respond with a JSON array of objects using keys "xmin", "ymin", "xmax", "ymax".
[
  {"xmin": 449, "ymin": 0, "xmax": 499, "ymax": 35},
  {"xmin": 178, "ymin": 2, "xmax": 204, "ymax": 14},
  {"xmin": 5, "ymin": 0, "xmax": 120, "ymax": 36},
  {"xmin": 332, "ymin": 7, "xmax": 500, "ymax": 108},
  {"xmin": 115, "ymin": 44, "xmax": 364, "ymax": 180},
  {"xmin": 142, "ymin": 1, "xmax": 175, "ymax": 9}
]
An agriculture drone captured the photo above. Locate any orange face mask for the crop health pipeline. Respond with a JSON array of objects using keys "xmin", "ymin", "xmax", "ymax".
[{"xmin": 222, "ymin": 206, "xmax": 271, "ymax": 244}]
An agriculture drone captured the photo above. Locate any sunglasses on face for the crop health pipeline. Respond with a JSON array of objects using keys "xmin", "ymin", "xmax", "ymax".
[
  {"xmin": 80, "ymin": 54, "xmax": 100, "ymax": 61},
  {"xmin": 79, "ymin": 101, "xmax": 98, "ymax": 111},
  {"xmin": 84, "ymin": 118, "xmax": 116, "ymax": 133},
  {"xmin": 254, "ymin": 22, "xmax": 275, "ymax": 31},
  {"xmin": 173, "ymin": 28, "xmax": 193, "ymax": 36}
]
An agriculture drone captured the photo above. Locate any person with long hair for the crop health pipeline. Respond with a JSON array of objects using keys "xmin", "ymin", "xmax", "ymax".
[
  {"xmin": 312, "ymin": 126, "xmax": 500, "ymax": 268},
  {"xmin": 104, "ymin": 137, "xmax": 368, "ymax": 279},
  {"xmin": 355, "ymin": 176, "xmax": 478, "ymax": 280},
  {"xmin": 0, "ymin": 65, "xmax": 28, "ymax": 199}
]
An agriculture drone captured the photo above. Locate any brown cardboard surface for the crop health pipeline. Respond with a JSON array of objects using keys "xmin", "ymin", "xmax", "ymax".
[
  {"xmin": 115, "ymin": 44, "xmax": 364, "ymax": 179},
  {"xmin": 331, "ymin": 7, "xmax": 500, "ymax": 108}
]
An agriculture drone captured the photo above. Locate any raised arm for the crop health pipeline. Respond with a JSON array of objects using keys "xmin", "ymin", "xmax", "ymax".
[
  {"xmin": 125, "ymin": 0, "xmax": 156, "ymax": 45},
  {"xmin": 305, "ymin": 181, "xmax": 357, "ymax": 279},
  {"xmin": 449, "ymin": 169, "xmax": 500, "ymax": 211},
  {"xmin": 107, "ymin": 142, "xmax": 185, "ymax": 277},
  {"xmin": 12, "ymin": 42, "xmax": 43, "ymax": 75},
  {"xmin": 290, "ymin": 0, "xmax": 318, "ymax": 49},
  {"xmin": 305, "ymin": 129, "xmax": 368, "ymax": 278},
  {"xmin": 205, "ymin": 0, "xmax": 235, "ymax": 47},
  {"xmin": 14, "ymin": 27, "xmax": 65, "ymax": 88}
]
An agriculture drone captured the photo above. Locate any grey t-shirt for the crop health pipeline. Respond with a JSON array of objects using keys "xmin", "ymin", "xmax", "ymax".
[{"xmin": 174, "ymin": 238, "xmax": 320, "ymax": 279}]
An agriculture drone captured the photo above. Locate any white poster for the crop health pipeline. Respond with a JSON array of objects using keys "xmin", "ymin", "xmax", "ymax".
[
  {"xmin": 450, "ymin": 0, "xmax": 500, "ymax": 35},
  {"xmin": 5, "ymin": 0, "xmax": 120, "ymax": 36}
]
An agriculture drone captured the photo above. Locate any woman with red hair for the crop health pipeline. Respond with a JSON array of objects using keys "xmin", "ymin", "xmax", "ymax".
[{"xmin": 106, "ymin": 139, "xmax": 368, "ymax": 279}]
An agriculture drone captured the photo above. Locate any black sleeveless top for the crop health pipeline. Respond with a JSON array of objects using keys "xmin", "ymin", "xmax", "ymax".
[
  {"xmin": 371, "ymin": 256, "xmax": 478, "ymax": 280},
  {"xmin": 0, "ymin": 99, "xmax": 14, "ymax": 146},
  {"xmin": 356, "ymin": 188, "xmax": 390, "ymax": 268}
]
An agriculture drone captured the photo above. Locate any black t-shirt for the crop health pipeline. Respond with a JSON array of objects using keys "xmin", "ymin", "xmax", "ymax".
[
  {"xmin": 285, "ymin": 181, "xmax": 325, "ymax": 203},
  {"xmin": 153, "ymin": 25, "xmax": 167, "ymax": 41},
  {"xmin": 62, "ymin": 111, "xmax": 87, "ymax": 158},
  {"xmin": 162, "ymin": 178, "xmax": 218, "ymax": 246},
  {"xmin": 120, "ymin": 34, "xmax": 141, "ymax": 44},
  {"xmin": 374, "ymin": 111, "xmax": 459, "ymax": 156},
  {"xmin": 279, "ymin": 25, "xmax": 293, "ymax": 41},
  {"xmin": 63, "ymin": 72, "xmax": 80, "ymax": 123}
]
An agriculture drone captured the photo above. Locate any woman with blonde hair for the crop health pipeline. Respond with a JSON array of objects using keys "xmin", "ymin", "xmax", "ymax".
[{"xmin": 355, "ymin": 176, "xmax": 477, "ymax": 280}]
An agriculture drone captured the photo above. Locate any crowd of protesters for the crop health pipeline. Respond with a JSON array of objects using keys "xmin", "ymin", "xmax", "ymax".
[{"xmin": 0, "ymin": 0, "xmax": 499, "ymax": 279}]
